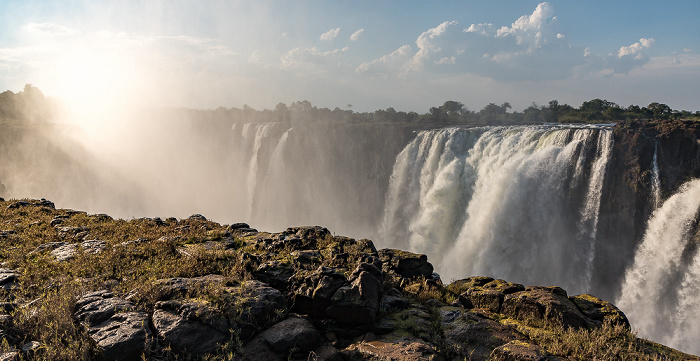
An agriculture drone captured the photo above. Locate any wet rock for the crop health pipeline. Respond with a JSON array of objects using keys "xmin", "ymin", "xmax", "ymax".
[
  {"xmin": 74, "ymin": 291, "xmax": 151, "ymax": 361},
  {"xmin": 378, "ymin": 249, "xmax": 434, "ymax": 279}
]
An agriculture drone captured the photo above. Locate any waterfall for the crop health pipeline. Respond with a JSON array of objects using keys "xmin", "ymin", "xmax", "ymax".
[
  {"xmin": 617, "ymin": 179, "xmax": 700, "ymax": 355},
  {"xmin": 650, "ymin": 140, "xmax": 662, "ymax": 209},
  {"xmin": 380, "ymin": 125, "xmax": 613, "ymax": 294},
  {"xmin": 245, "ymin": 123, "xmax": 278, "ymax": 218}
]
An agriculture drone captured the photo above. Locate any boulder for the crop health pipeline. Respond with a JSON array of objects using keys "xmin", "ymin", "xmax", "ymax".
[
  {"xmin": 326, "ymin": 263, "xmax": 383, "ymax": 324},
  {"xmin": 378, "ymin": 249, "xmax": 434, "ymax": 279},
  {"xmin": 252, "ymin": 260, "xmax": 294, "ymax": 289},
  {"xmin": 50, "ymin": 240, "xmax": 106, "ymax": 262},
  {"xmin": 440, "ymin": 307, "xmax": 527, "ymax": 361},
  {"xmin": 501, "ymin": 286, "xmax": 593, "ymax": 329},
  {"xmin": 74, "ymin": 291, "xmax": 151, "ymax": 361},
  {"xmin": 569, "ymin": 294, "xmax": 630, "ymax": 328},
  {"xmin": 460, "ymin": 288, "xmax": 503, "ymax": 312},
  {"xmin": 291, "ymin": 266, "xmax": 347, "ymax": 318},
  {"xmin": 152, "ymin": 300, "xmax": 227, "ymax": 356},
  {"xmin": 232, "ymin": 280, "xmax": 289, "ymax": 340},
  {"xmin": 260, "ymin": 316, "xmax": 322, "ymax": 353}
]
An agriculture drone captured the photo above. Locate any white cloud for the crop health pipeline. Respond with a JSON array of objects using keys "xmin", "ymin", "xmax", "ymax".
[
  {"xmin": 618, "ymin": 38, "xmax": 655, "ymax": 58},
  {"xmin": 356, "ymin": 1, "xmax": 656, "ymax": 82},
  {"xmin": 24, "ymin": 22, "xmax": 78, "ymax": 37},
  {"xmin": 350, "ymin": 29, "xmax": 364, "ymax": 41},
  {"xmin": 356, "ymin": 45, "xmax": 413, "ymax": 75},
  {"xmin": 280, "ymin": 46, "xmax": 349, "ymax": 70},
  {"xmin": 496, "ymin": 2, "xmax": 556, "ymax": 51},
  {"xmin": 413, "ymin": 21, "xmax": 459, "ymax": 68},
  {"xmin": 465, "ymin": 23, "xmax": 494, "ymax": 36},
  {"xmin": 320, "ymin": 28, "xmax": 341, "ymax": 41},
  {"xmin": 435, "ymin": 56, "xmax": 456, "ymax": 65}
]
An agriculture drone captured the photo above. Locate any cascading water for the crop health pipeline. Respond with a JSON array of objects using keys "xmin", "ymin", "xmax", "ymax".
[
  {"xmin": 380, "ymin": 125, "xmax": 613, "ymax": 294},
  {"xmin": 650, "ymin": 140, "xmax": 662, "ymax": 209},
  {"xmin": 617, "ymin": 179, "xmax": 700, "ymax": 355}
]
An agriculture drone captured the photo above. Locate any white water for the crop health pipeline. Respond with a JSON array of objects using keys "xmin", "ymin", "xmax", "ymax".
[
  {"xmin": 380, "ymin": 125, "xmax": 614, "ymax": 294},
  {"xmin": 650, "ymin": 141, "xmax": 662, "ymax": 209},
  {"xmin": 617, "ymin": 179, "xmax": 700, "ymax": 355}
]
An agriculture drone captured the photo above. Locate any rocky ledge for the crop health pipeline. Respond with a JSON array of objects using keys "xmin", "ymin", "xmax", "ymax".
[{"xmin": 0, "ymin": 198, "xmax": 696, "ymax": 360}]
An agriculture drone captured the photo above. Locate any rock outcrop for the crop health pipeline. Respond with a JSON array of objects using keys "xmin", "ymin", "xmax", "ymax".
[{"xmin": 0, "ymin": 198, "xmax": 696, "ymax": 360}]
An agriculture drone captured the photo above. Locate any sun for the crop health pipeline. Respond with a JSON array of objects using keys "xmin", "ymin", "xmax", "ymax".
[{"xmin": 47, "ymin": 47, "xmax": 138, "ymax": 135}]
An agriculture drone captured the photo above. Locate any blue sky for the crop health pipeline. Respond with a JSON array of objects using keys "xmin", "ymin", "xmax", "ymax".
[{"xmin": 0, "ymin": 0, "xmax": 698, "ymax": 113}]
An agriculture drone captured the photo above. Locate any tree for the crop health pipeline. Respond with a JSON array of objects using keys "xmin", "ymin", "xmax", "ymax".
[{"xmin": 647, "ymin": 102, "xmax": 671, "ymax": 119}]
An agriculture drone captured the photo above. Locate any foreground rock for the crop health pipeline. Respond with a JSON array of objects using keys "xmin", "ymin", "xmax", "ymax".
[
  {"xmin": 0, "ymin": 199, "xmax": 696, "ymax": 360},
  {"xmin": 74, "ymin": 291, "xmax": 152, "ymax": 361}
]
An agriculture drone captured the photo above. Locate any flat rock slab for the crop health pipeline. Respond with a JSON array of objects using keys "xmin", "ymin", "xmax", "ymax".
[{"xmin": 74, "ymin": 291, "xmax": 151, "ymax": 361}]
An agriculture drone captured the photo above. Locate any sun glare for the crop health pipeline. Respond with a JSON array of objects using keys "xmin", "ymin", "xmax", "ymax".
[{"xmin": 48, "ymin": 48, "xmax": 138, "ymax": 136}]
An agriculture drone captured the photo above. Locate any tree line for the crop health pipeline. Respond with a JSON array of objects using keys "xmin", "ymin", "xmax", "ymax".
[{"xmin": 1, "ymin": 84, "xmax": 698, "ymax": 125}]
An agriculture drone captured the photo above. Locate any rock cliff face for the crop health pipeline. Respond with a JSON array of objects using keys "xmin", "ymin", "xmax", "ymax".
[
  {"xmin": 0, "ymin": 199, "xmax": 697, "ymax": 360},
  {"xmin": 594, "ymin": 120, "xmax": 700, "ymax": 300}
]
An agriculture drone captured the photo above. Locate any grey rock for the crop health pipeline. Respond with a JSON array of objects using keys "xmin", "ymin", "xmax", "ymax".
[
  {"xmin": 152, "ymin": 300, "xmax": 227, "ymax": 357},
  {"xmin": 378, "ymin": 249, "xmax": 434, "ymax": 279},
  {"xmin": 326, "ymin": 263, "xmax": 383, "ymax": 324},
  {"xmin": 0, "ymin": 269, "xmax": 19, "ymax": 290},
  {"xmin": 260, "ymin": 317, "xmax": 322, "ymax": 353},
  {"xmin": 75, "ymin": 291, "xmax": 151, "ymax": 361}
]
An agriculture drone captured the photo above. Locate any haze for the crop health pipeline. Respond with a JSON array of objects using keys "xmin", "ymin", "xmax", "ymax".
[{"xmin": 0, "ymin": 0, "xmax": 698, "ymax": 115}]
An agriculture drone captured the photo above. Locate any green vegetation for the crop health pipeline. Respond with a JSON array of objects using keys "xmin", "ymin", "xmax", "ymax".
[{"xmin": 2, "ymin": 84, "xmax": 698, "ymax": 128}]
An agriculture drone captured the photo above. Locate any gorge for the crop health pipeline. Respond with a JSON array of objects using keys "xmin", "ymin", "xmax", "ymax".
[{"xmin": 1, "ymin": 114, "xmax": 700, "ymax": 355}]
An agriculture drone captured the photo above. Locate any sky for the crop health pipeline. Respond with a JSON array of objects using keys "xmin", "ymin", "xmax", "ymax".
[{"xmin": 0, "ymin": 0, "xmax": 699, "ymax": 113}]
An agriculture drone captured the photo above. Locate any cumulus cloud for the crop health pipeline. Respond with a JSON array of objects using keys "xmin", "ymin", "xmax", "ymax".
[
  {"xmin": 320, "ymin": 28, "xmax": 341, "ymax": 41},
  {"xmin": 356, "ymin": 45, "xmax": 413, "ymax": 75},
  {"xmin": 618, "ymin": 38, "xmax": 654, "ymax": 58},
  {"xmin": 358, "ymin": 3, "xmax": 577, "ymax": 81},
  {"xmin": 356, "ymin": 2, "xmax": 654, "ymax": 82},
  {"xmin": 280, "ymin": 46, "xmax": 349, "ymax": 70},
  {"xmin": 350, "ymin": 29, "xmax": 364, "ymax": 41},
  {"xmin": 496, "ymin": 2, "xmax": 556, "ymax": 51}
]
